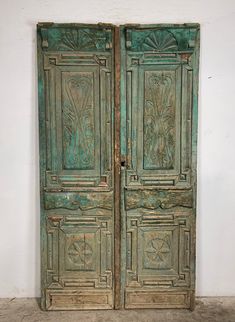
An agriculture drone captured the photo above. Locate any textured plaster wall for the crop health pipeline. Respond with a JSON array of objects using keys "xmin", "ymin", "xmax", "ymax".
[{"xmin": 0, "ymin": 0, "xmax": 235, "ymax": 297}]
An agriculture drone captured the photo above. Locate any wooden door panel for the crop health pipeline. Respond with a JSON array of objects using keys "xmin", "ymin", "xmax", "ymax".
[
  {"xmin": 125, "ymin": 211, "xmax": 193, "ymax": 287},
  {"xmin": 125, "ymin": 48, "xmax": 194, "ymax": 188},
  {"xmin": 125, "ymin": 291, "xmax": 191, "ymax": 309},
  {"xmin": 45, "ymin": 215, "xmax": 113, "ymax": 310},
  {"xmin": 43, "ymin": 52, "xmax": 112, "ymax": 189},
  {"xmin": 120, "ymin": 24, "xmax": 199, "ymax": 309},
  {"xmin": 38, "ymin": 24, "xmax": 115, "ymax": 310}
]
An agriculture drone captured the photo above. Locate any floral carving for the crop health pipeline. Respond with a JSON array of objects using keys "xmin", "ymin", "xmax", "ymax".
[
  {"xmin": 145, "ymin": 235, "xmax": 171, "ymax": 263},
  {"xmin": 144, "ymin": 71, "xmax": 176, "ymax": 170},
  {"xmin": 63, "ymin": 74, "xmax": 95, "ymax": 169},
  {"xmin": 68, "ymin": 240, "xmax": 93, "ymax": 268}
]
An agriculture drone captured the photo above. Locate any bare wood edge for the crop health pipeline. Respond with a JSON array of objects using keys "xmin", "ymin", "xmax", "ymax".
[
  {"xmin": 190, "ymin": 290, "xmax": 196, "ymax": 311},
  {"xmin": 114, "ymin": 26, "xmax": 121, "ymax": 309},
  {"xmin": 190, "ymin": 27, "xmax": 200, "ymax": 312},
  {"xmin": 37, "ymin": 26, "xmax": 46, "ymax": 311}
]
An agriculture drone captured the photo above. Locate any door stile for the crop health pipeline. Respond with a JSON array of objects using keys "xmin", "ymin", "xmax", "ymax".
[{"xmin": 114, "ymin": 26, "xmax": 121, "ymax": 309}]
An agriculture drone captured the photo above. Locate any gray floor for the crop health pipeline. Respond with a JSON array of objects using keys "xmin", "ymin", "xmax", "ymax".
[{"xmin": 0, "ymin": 297, "xmax": 235, "ymax": 322}]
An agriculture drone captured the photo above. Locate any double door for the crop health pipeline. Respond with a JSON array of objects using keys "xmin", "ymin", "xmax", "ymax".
[{"xmin": 37, "ymin": 23, "xmax": 199, "ymax": 310}]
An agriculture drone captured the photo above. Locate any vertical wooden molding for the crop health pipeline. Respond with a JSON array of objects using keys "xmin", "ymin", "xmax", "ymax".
[{"xmin": 114, "ymin": 26, "xmax": 121, "ymax": 309}]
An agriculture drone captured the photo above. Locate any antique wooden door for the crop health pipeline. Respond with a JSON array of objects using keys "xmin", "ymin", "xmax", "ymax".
[
  {"xmin": 120, "ymin": 24, "xmax": 200, "ymax": 309},
  {"xmin": 37, "ymin": 23, "xmax": 199, "ymax": 310},
  {"xmin": 37, "ymin": 23, "xmax": 116, "ymax": 310}
]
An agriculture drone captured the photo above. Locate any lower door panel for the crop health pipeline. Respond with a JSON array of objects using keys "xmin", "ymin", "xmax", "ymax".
[
  {"xmin": 124, "ymin": 191, "xmax": 195, "ymax": 308},
  {"xmin": 46, "ymin": 290, "xmax": 113, "ymax": 310},
  {"xmin": 43, "ymin": 192, "xmax": 114, "ymax": 310},
  {"xmin": 125, "ymin": 291, "xmax": 191, "ymax": 309}
]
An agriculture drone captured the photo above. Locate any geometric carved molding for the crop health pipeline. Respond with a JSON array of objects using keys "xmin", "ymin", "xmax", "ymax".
[
  {"xmin": 126, "ymin": 214, "xmax": 192, "ymax": 291},
  {"xmin": 46, "ymin": 215, "xmax": 113, "ymax": 294}
]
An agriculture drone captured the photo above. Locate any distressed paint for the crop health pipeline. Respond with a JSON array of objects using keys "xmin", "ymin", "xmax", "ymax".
[
  {"xmin": 120, "ymin": 24, "xmax": 200, "ymax": 310},
  {"xmin": 37, "ymin": 23, "xmax": 115, "ymax": 310}
]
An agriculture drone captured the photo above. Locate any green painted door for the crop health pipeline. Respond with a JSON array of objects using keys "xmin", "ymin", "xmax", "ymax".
[
  {"xmin": 38, "ymin": 23, "xmax": 199, "ymax": 311},
  {"xmin": 37, "ymin": 23, "xmax": 115, "ymax": 310},
  {"xmin": 120, "ymin": 24, "xmax": 200, "ymax": 309}
]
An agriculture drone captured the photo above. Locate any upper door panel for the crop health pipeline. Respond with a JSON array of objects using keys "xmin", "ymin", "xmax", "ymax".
[
  {"xmin": 39, "ymin": 24, "xmax": 114, "ymax": 191},
  {"xmin": 121, "ymin": 25, "xmax": 199, "ymax": 189}
]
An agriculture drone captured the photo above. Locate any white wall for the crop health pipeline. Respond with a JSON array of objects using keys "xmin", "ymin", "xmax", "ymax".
[{"xmin": 0, "ymin": 0, "xmax": 235, "ymax": 298}]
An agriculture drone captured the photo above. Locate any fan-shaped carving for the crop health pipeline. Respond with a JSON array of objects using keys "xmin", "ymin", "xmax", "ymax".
[{"xmin": 143, "ymin": 30, "xmax": 178, "ymax": 51}]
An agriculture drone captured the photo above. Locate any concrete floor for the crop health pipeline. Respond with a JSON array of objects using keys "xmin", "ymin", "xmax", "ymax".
[{"xmin": 0, "ymin": 297, "xmax": 235, "ymax": 322}]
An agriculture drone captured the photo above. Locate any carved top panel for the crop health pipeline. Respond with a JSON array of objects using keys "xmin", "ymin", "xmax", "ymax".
[
  {"xmin": 125, "ymin": 26, "xmax": 199, "ymax": 52},
  {"xmin": 38, "ymin": 26, "xmax": 113, "ymax": 51}
]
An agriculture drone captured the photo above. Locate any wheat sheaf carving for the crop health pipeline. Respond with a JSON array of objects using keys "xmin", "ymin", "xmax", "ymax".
[
  {"xmin": 63, "ymin": 75, "xmax": 95, "ymax": 169},
  {"xmin": 144, "ymin": 72, "xmax": 176, "ymax": 169}
]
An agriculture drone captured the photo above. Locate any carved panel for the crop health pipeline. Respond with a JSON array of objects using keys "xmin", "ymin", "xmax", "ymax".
[
  {"xmin": 46, "ymin": 290, "xmax": 113, "ymax": 310},
  {"xmin": 66, "ymin": 233, "xmax": 95, "ymax": 271},
  {"xmin": 40, "ymin": 26, "xmax": 112, "ymax": 51},
  {"xmin": 125, "ymin": 26, "xmax": 198, "ymax": 52},
  {"xmin": 125, "ymin": 189, "xmax": 193, "ymax": 210},
  {"xmin": 125, "ymin": 213, "xmax": 193, "ymax": 291},
  {"xmin": 125, "ymin": 58, "xmax": 193, "ymax": 187},
  {"xmin": 142, "ymin": 30, "xmax": 178, "ymax": 52},
  {"xmin": 140, "ymin": 226, "xmax": 178, "ymax": 275},
  {"xmin": 144, "ymin": 70, "xmax": 176, "ymax": 170},
  {"xmin": 143, "ymin": 231, "xmax": 172, "ymax": 270},
  {"xmin": 125, "ymin": 291, "xmax": 190, "ymax": 309},
  {"xmin": 44, "ymin": 192, "xmax": 113, "ymax": 211},
  {"xmin": 42, "ymin": 52, "xmax": 113, "ymax": 189},
  {"xmin": 62, "ymin": 72, "xmax": 95, "ymax": 170},
  {"xmin": 45, "ymin": 215, "xmax": 113, "ymax": 300}
]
